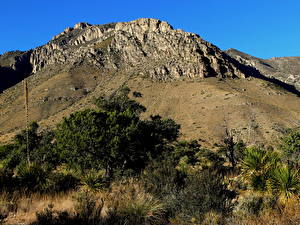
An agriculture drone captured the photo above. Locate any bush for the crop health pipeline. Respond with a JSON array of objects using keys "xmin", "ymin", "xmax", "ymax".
[
  {"xmin": 142, "ymin": 157, "xmax": 185, "ymax": 198},
  {"xmin": 241, "ymin": 147, "xmax": 280, "ymax": 191},
  {"xmin": 174, "ymin": 170, "xmax": 235, "ymax": 223},
  {"xmin": 267, "ymin": 165, "xmax": 300, "ymax": 201},
  {"xmin": 280, "ymin": 127, "xmax": 300, "ymax": 167},
  {"xmin": 233, "ymin": 193, "xmax": 275, "ymax": 216},
  {"xmin": 0, "ymin": 169, "xmax": 16, "ymax": 191},
  {"xmin": 44, "ymin": 172, "xmax": 80, "ymax": 193},
  {"xmin": 81, "ymin": 170, "xmax": 109, "ymax": 190},
  {"xmin": 16, "ymin": 163, "xmax": 48, "ymax": 192}
]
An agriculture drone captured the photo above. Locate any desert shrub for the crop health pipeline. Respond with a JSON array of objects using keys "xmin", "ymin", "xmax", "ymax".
[
  {"xmin": 142, "ymin": 157, "xmax": 185, "ymax": 198},
  {"xmin": 16, "ymin": 163, "xmax": 48, "ymax": 192},
  {"xmin": 94, "ymin": 86, "xmax": 146, "ymax": 116},
  {"xmin": 230, "ymin": 197, "xmax": 300, "ymax": 225},
  {"xmin": 173, "ymin": 169, "xmax": 235, "ymax": 224},
  {"xmin": 0, "ymin": 123, "xmax": 57, "ymax": 172},
  {"xmin": 56, "ymin": 105, "xmax": 179, "ymax": 176},
  {"xmin": 280, "ymin": 127, "xmax": 300, "ymax": 168},
  {"xmin": 1, "ymin": 146, "xmax": 23, "ymax": 171},
  {"xmin": 0, "ymin": 169, "xmax": 16, "ymax": 191},
  {"xmin": 233, "ymin": 192, "xmax": 276, "ymax": 216},
  {"xmin": 217, "ymin": 132, "xmax": 246, "ymax": 171},
  {"xmin": 81, "ymin": 170, "xmax": 109, "ymax": 190},
  {"xmin": 0, "ymin": 202, "xmax": 9, "ymax": 223},
  {"xmin": 55, "ymin": 109, "xmax": 144, "ymax": 175},
  {"xmin": 44, "ymin": 172, "xmax": 80, "ymax": 193},
  {"xmin": 132, "ymin": 91, "xmax": 142, "ymax": 97}
]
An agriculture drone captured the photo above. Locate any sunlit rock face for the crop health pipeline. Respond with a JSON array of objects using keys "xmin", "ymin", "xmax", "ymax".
[{"xmin": 28, "ymin": 18, "xmax": 248, "ymax": 79}]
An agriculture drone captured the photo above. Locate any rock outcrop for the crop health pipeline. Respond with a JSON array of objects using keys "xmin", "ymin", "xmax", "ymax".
[
  {"xmin": 27, "ymin": 18, "xmax": 249, "ymax": 80},
  {"xmin": 1, "ymin": 18, "xmax": 299, "ymax": 90}
]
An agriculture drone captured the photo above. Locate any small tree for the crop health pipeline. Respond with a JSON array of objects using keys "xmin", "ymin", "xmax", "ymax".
[
  {"xmin": 217, "ymin": 130, "xmax": 245, "ymax": 170},
  {"xmin": 56, "ymin": 92, "xmax": 180, "ymax": 176},
  {"xmin": 56, "ymin": 109, "xmax": 142, "ymax": 175}
]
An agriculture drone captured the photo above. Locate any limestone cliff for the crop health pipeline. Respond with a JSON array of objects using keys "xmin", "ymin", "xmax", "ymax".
[{"xmin": 28, "ymin": 18, "xmax": 250, "ymax": 80}]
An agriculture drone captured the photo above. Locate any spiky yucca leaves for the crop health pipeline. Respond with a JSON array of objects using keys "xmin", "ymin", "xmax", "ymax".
[
  {"xmin": 268, "ymin": 165, "xmax": 300, "ymax": 201},
  {"xmin": 16, "ymin": 163, "xmax": 48, "ymax": 191},
  {"xmin": 81, "ymin": 170, "xmax": 109, "ymax": 191},
  {"xmin": 241, "ymin": 147, "xmax": 280, "ymax": 191}
]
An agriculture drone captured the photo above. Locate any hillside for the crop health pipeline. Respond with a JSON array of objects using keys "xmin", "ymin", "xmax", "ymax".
[
  {"xmin": 0, "ymin": 18, "xmax": 299, "ymax": 145},
  {"xmin": 226, "ymin": 48, "xmax": 300, "ymax": 91}
]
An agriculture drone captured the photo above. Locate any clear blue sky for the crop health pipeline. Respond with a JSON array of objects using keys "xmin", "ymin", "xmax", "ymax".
[{"xmin": 1, "ymin": 0, "xmax": 299, "ymax": 59}]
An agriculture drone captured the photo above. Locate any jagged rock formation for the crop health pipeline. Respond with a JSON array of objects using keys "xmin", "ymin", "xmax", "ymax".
[
  {"xmin": 0, "ymin": 18, "xmax": 299, "ymax": 145},
  {"xmin": 226, "ymin": 48, "xmax": 300, "ymax": 91},
  {"xmin": 2, "ymin": 18, "xmax": 251, "ymax": 87}
]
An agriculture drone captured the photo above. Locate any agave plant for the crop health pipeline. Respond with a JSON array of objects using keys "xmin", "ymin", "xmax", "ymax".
[
  {"xmin": 267, "ymin": 165, "xmax": 300, "ymax": 200},
  {"xmin": 241, "ymin": 147, "xmax": 280, "ymax": 191}
]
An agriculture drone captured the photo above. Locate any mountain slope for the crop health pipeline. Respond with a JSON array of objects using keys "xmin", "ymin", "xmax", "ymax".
[{"xmin": 0, "ymin": 18, "xmax": 299, "ymax": 145}]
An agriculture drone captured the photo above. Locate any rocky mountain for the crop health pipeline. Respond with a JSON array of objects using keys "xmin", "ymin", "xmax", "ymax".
[
  {"xmin": 0, "ymin": 18, "xmax": 299, "ymax": 145},
  {"xmin": 226, "ymin": 48, "xmax": 300, "ymax": 91}
]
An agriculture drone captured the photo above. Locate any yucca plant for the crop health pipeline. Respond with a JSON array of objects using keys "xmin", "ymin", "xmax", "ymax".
[
  {"xmin": 267, "ymin": 165, "xmax": 300, "ymax": 201},
  {"xmin": 16, "ymin": 163, "xmax": 47, "ymax": 192},
  {"xmin": 81, "ymin": 170, "xmax": 108, "ymax": 190},
  {"xmin": 241, "ymin": 147, "xmax": 280, "ymax": 191}
]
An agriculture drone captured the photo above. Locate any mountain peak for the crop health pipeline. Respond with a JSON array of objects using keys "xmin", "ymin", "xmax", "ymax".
[{"xmin": 25, "ymin": 18, "xmax": 250, "ymax": 78}]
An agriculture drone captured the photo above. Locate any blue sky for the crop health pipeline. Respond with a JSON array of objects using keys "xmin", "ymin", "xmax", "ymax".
[{"xmin": 1, "ymin": 0, "xmax": 299, "ymax": 59}]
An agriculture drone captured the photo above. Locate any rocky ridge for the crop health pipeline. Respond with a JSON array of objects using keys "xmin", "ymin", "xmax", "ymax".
[
  {"xmin": 226, "ymin": 48, "xmax": 300, "ymax": 91},
  {"xmin": 1, "ymin": 18, "xmax": 252, "ymax": 93}
]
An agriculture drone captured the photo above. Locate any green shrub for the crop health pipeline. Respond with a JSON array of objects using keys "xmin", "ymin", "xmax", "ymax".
[
  {"xmin": 81, "ymin": 170, "xmax": 109, "ymax": 190},
  {"xmin": 280, "ymin": 127, "xmax": 300, "ymax": 167},
  {"xmin": 16, "ymin": 163, "xmax": 47, "ymax": 192}
]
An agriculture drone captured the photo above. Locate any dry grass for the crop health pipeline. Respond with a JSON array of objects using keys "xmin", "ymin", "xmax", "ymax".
[
  {"xmin": 1, "ymin": 74, "xmax": 299, "ymax": 147},
  {"xmin": 103, "ymin": 178, "xmax": 166, "ymax": 223},
  {"xmin": 2, "ymin": 191, "xmax": 75, "ymax": 225},
  {"xmin": 2, "ymin": 178, "xmax": 166, "ymax": 225}
]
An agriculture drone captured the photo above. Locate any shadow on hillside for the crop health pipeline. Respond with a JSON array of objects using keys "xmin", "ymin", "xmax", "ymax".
[
  {"xmin": 0, "ymin": 67, "xmax": 29, "ymax": 93},
  {"xmin": 223, "ymin": 52, "xmax": 300, "ymax": 97}
]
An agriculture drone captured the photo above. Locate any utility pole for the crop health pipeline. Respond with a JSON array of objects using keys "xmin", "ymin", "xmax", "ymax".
[{"xmin": 23, "ymin": 79, "xmax": 30, "ymax": 164}]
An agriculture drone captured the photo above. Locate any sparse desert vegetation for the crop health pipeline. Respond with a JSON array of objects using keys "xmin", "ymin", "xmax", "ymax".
[{"xmin": 0, "ymin": 88, "xmax": 299, "ymax": 224}]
